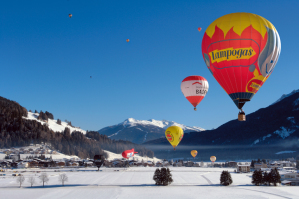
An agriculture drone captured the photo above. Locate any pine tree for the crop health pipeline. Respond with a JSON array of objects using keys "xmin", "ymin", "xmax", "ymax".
[
  {"xmin": 269, "ymin": 168, "xmax": 281, "ymax": 186},
  {"xmin": 161, "ymin": 168, "xmax": 168, "ymax": 185},
  {"xmin": 263, "ymin": 171, "xmax": 270, "ymax": 186},
  {"xmin": 220, "ymin": 170, "xmax": 233, "ymax": 186},
  {"xmin": 166, "ymin": 168, "xmax": 173, "ymax": 185},
  {"xmin": 153, "ymin": 168, "xmax": 161, "ymax": 185},
  {"xmin": 250, "ymin": 160, "xmax": 255, "ymax": 168},
  {"xmin": 252, "ymin": 170, "xmax": 263, "ymax": 186}
]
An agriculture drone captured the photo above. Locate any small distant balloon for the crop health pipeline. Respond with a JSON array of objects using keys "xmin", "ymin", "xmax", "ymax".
[
  {"xmin": 191, "ymin": 150, "xmax": 198, "ymax": 158},
  {"xmin": 90, "ymin": 76, "xmax": 92, "ymax": 78},
  {"xmin": 126, "ymin": 39, "xmax": 130, "ymax": 42},
  {"xmin": 69, "ymin": 14, "xmax": 72, "ymax": 18},
  {"xmin": 198, "ymin": 27, "xmax": 202, "ymax": 32}
]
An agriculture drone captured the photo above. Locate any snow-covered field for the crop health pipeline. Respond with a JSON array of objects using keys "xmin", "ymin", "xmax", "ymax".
[{"xmin": 0, "ymin": 167, "xmax": 297, "ymax": 199}]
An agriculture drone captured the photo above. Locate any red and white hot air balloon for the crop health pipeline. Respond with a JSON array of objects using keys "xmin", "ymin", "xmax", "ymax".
[
  {"xmin": 122, "ymin": 149, "xmax": 138, "ymax": 159},
  {"xmin": 181, "ymin": 76, "xmax": 209, "ymax": 111}
]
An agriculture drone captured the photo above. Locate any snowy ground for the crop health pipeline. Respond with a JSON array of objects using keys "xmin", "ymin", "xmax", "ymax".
[
  {"xmin": 23, "ymin": 112, "xmax": 86, "ymax": 134},
  {"xmin": 104, "ymin": 150, "xmax": 162, "ymax": 162},
  {"xmin": 0, "ymin": 167, "xmax": 298, "ymax": 199}
]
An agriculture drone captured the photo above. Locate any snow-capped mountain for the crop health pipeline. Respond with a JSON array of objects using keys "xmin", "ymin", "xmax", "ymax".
[
  {"xmin": 144, "ymin": 89, "xmax": 299, "ymax": 160},
  {"xmin": 121, "ymin": 118, "xmax": 205, "ymax": 131},
  {"xmin": 98, "ymin": 118, "xmax": 204, "ymax": 144},
  {"xmin": 272, "ymin": 89, "xmax": 299, "ymax": 105},
  {"xmin": 23, "ymin": 112, "xmax": 86, "ymax": 134}
]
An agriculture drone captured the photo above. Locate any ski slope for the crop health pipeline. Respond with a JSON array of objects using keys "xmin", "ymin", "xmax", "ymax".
[
  {"xmin": 0, "ymin": 167, "xmax": 297, "ymax": 199},
  {"xmin": 23, "ymin": 112, "xmax": 86, "ymax": 134}
]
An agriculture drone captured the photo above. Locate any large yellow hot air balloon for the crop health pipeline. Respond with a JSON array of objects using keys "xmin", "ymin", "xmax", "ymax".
[
  {"xmin": 202, "ymin": 13, "xmax": 281, "ymax": 120},
  {"xmin": 191, "ymin": 150, "xmax": 198, "ymax": 158},
  {"xmin": 165, "ymin": 126, "xmax": 184, "ymax": 150},
  {"xmin": 210, "ymin": 156, "xmax": 216, "ymax": 162}
]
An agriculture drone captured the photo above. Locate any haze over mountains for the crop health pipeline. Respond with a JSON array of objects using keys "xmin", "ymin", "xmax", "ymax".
[
  {"xmin": 143, "ymin": 89, "xmax": 299, "ymax": 160},
  {"xmin": 98, "ymin": 118, "xmax": 205, "ymax": 144}
]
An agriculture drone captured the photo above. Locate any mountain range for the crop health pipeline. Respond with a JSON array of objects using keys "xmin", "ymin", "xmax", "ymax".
[
  {"xmin": 143, "ymin": 90, "xmax": 299, "ymax": 160},
  {"xmin": 97, "ymin": 118, "xmax": 204, "ymax": 144}
]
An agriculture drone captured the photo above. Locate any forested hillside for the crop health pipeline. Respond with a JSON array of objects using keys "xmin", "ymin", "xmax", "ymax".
[{"xmin": 0, "ymin": 96, "xmax": 154, "ymax": 159}]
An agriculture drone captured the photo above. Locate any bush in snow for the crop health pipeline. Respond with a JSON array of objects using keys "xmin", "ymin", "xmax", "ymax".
[
  {"xmin": 153, "ymin": 168, "xmax": 173, "ymax": 186},
  {"xmin": 220, "ymin": 170, "xmax": 232, "ymax": 186},
  {"xmin": 57, "ymin": 119, "xmax": 61, "ymax": 125},
  {"xmin": 252, "ymin": 170, "xmax": 263, "ymax": 186}
]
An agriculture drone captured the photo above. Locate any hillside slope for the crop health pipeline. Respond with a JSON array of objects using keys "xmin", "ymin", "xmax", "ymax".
[{"xmin": 143, "ymin": 90, "xmax": 299, "ymax": 160}]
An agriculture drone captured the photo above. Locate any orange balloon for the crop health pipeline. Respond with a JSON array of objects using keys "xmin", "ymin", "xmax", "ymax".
[
  {"xmin": 69, "ymin": 14, "xmax": 72, "ymax": 18},
  {"xmin": 198, "ymin": 27, "xmax": 202, "ymax": 32},
  {"xmin": 126, "ymin": 39, "xmax": 130, "ymax": 42}
]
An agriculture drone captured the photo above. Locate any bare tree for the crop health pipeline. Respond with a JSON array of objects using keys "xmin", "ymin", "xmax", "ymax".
[
  {"xmin": 16, "ymin": 175, "xmax": 25, "ymax": 188},
  {"xmin": 39, "ymin": 173, "xmax": 49, "ymax": 187},
  {"xmin": 58, "ymin": 173, "xmax": 68, "ymax": 186},
  {"xmin": 28, "ymin": 176, "xmax": 35, "ymax": 187}
]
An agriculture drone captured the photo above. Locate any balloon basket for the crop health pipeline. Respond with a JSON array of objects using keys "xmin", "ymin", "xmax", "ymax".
[
  {"xmin": 194, "ymin": 107, "xmax": 197, "ymax": 111},
  {"xmin": 238, "ymin": 113, "xmax": 246, "ymax": 121}
]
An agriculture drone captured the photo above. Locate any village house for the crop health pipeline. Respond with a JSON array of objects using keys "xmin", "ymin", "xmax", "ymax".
[
  {"xmin": 237, "ymin": 164, "xmax": 250, "ymax": 173},
  {"xmin": 18, "ymin": 162, "xmax": 29, "ymax": 168},
  {"xmin": 254, "ymin": 163, "xmax": 268, "ymax": 170},
  {"xmin": 228, "ymin": 161, "xmax": 238, "ymax": 167},
  {"xmin": 280, "ymin": 172, "xmax": 299, "ymax": 186}
]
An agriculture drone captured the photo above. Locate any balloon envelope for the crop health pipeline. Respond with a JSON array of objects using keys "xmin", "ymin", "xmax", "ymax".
[
  {"xmin": 165, "ymin": 126, "xmax": 184, "ymax": 150},
  {"xmin": 181, "ymin": 76, "xmax": 209, "ymax": 109},
  {"xmin": 198, "ymin": 27, "xmax": 202, "ymax": 32},
  {"xmin": 202, "ymin": 13, "xmax": 281, "ymax": 110},
  {"xmin": 122, "ymin": 149, "xmax": 138, "ymax": 159},
  {"xmin": 126, "ymin": 39, "xmax": 130, "ymax": 42},
  {"xmin": 210, "ymin": 156, "xmax": 216, "ymax": 162},
  {"xmin": 191, "ymin": 150, "xmax": 198, "ymax": 158},
  {"xmin": 69, "ymin": 14, "xmax": 72, "ymax": 18}
]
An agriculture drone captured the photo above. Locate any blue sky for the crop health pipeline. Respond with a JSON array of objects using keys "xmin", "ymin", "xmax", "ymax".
[{"xmin": 0, "ymin": 0, "xmax": 298, "ymax": 131}]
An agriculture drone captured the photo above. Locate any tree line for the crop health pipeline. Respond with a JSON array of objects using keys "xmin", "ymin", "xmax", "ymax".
[{"xmin": 0, "ymin": 96, "xmax": 154, "ymax": 159}]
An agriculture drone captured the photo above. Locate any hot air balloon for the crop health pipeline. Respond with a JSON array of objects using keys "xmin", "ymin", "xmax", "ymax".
[
  {"xmin": 191, "ymin": 150, "xmax": 198, "ymax": 158},
  {"xmin": 122, "ymin": 149, "xmax": 138, "ymax": 159},
  {"xmin": 69, "ymin": 14, "xmax": 72, "ymax": 18},
  {"xmin": 210, "ymin": 156, "xmax": 216, "ymax": 162},
  {"xmin": 198, "ymin": 27, "xmax": 202, "ymax": 32},
  {"xmin": 126, "ymin": 39, "xmax": 130, "ymax": 42},
  {"xmin": 201, "ymin": 13, "xmax": 281, "ymax": 121},
  {"xmin": 165, "ymin": 126, "xmax": 184, "ymax": 150},
  {"xmin": 181, "ymin": 76, "xmax": 209, "ymax": 111}
]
